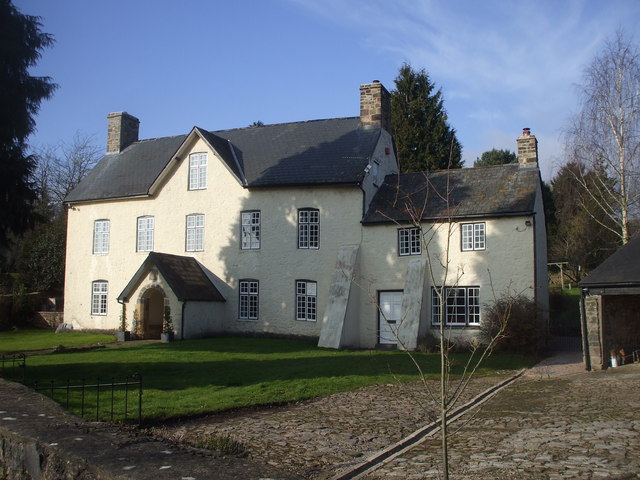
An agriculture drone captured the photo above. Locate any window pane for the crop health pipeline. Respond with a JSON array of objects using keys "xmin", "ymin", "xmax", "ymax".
[
  {"xmin": 462, "ymin": 224, "xmax": 473, "ymax": 251},
  {"xmin": 241, "ymin": 212, "xmax": 260, "ymax": 249},
  {"xmin": 239, "ymin": 280, "xmax": 259, "ymax": 319},
  {"xmin": 189, "ymin": 153, "xmax": 207, "ymax": 190},
  {"xmin": 94, "ymin": 220, "xmax": 110, "ymax": 254},
  {"xmin": 298, "ymin": 209, "xmax": 319, "ymax": 249},
  {"xmin": 474, "ymin": 223, "xmax": 485, "ymax": 250},
  {"xmin": 91, "ymin": 281, "xmax": 108, "ymax": 315},
  {"xmin": 296, "ymin": 280, "xmax": 317, "ymax": 321},
  {"xmin": 186, "ymin": 214, "xmax": 204, "ymax": 251},
  {"xmin": 399, "ymin": 228, "xmax": 420, "ymax": 256}
]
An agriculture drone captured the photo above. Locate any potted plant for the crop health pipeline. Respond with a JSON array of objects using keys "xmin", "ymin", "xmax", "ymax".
[
  {"xmin": 161, "ymin": 305, "xmax": 174, "ymax": 343},
  {"xmin": 116, "ymin": 303, "xmax": 131, "ymax": 342}
]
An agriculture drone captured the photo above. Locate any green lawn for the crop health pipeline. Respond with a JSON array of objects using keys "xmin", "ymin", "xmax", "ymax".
[
  {"xmin": 6, "ymin": 336, "xmax": 535, "ymax": 422},
  {"xmin": 0, "ymin": 329, "xmax": 115, "ymax": 354}
]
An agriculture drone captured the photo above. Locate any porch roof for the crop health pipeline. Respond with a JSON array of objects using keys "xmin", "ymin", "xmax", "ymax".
[{"xmin": 118, "ymin": 252, "xmax": 226, "ymax": 302}]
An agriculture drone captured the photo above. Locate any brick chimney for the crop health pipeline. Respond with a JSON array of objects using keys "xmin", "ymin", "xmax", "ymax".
[
  {"xmin": 517, "ymin": 127, "xmax": 538, "ymax": 168},
  {"xmin": 107, "ymin": 112, "xmax": 140, "ymax": 153},
  {"xmin": 360, "ymin": 81, "xmax": 391, "ymax": 132}
]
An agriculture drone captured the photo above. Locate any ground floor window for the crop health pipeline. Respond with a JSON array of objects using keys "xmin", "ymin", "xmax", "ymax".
[
  {"xmin": 91, "ymin": 281, "xmax": 108, "ymax": 315},
  {"xmin": 296, "ymin": 280, "xmax": 317, "ymax": 321},
  {"xmin": 431, "ymin": 286, "xmax": 480, "ymax": 326},
  {"xmin": 239, "ymin": 280, "xmax": 259, "ymax": 319}
]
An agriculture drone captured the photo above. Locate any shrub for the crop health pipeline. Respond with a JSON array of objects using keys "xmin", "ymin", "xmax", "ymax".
[{"xmin": 480, "ymin": 294, "xmax": 540, "ymax": 354}]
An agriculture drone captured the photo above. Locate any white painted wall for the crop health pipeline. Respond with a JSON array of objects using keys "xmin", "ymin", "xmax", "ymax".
[
  {"xmin": 64, "ymin": 135, "xmax": 383, "ymax": 339},
  {"xmin": 356, "ymin": 215, "xmax": 539, "ymax": 347}
]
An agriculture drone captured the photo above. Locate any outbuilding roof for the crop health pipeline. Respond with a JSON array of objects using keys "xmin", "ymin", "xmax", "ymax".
[
  {"xmin": 65, "ymin": 117, "xmax": 381, "ymax": 203},
  {"xmin": 118, "ymin": 252, "xmax": 226, "ymax": 302},
  {"xmin": 579, "ymin": 236, "xmax": 640, "ymax": 289},
  {"xmin": 362, "ymin": 164, "xmax": 539, "ymax": 224}
]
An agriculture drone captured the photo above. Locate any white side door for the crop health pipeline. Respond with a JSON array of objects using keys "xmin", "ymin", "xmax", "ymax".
[{"xmin": 379, "ymin": 291, "xmax": 402, "ymax": 345}]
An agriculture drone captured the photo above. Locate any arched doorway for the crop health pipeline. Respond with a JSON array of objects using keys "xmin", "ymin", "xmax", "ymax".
[{"xmin": 141, "ymin": 287, "xmax": 165, "ymax": 339}]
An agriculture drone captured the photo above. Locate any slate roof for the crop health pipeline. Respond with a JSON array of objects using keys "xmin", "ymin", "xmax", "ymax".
[
  {"xmin": 118, "ymin": 252, "xmax": 226, "ymax": 302},
  {"xmin": 65, "ymin": 117, "xmax": 381, "ymax": 203},
  {"xmin": 579, "ymin": 236, "xmax": 640, "ymax": 288},
  {"xmin": 362, "ymin": 164, "xmax": 539, "ymax": 224}
]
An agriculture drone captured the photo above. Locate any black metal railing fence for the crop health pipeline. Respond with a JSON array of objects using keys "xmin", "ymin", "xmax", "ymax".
[{"xmin": 34, "ymin": 373, "xmax": 143, "ymax": 424}]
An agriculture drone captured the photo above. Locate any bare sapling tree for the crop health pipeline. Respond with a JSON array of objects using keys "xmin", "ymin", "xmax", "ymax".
[
  {"xmin": 361, "ymin": 166, "xmax": 514, "ymax": 480},
  {"xmin": 33, "ymin": 132, "xmax": 102, "ymax": 217},
  {"xmin": 565, "ymin": 31, "xmax": 640, "ymax": 245}
]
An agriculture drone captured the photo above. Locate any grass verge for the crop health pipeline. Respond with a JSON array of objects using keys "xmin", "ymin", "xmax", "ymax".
[{"xmin": 0, "ymin": 329, "xmax": 115, "ymax": 354}]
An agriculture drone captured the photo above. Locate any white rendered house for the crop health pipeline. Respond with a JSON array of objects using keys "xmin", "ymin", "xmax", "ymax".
[{"xmin": 63, "ymin": 82, "xmax": 548, "ymax": 349}]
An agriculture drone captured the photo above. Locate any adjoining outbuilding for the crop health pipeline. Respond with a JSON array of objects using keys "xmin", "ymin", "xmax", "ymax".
[{"xmin": 579, "ymin": 236, "xmax": 640, "ymax": 369}]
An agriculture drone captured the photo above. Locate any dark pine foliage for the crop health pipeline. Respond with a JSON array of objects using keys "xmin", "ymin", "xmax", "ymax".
[
  {"xmin": 390, "ymin": 63, "xmax": 462, "ymax": 173},
  {"xmin": 0, "ymin": 0, "xmax": 57, "ymax": 247}
]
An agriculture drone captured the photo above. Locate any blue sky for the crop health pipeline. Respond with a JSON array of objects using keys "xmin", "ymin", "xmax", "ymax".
[{"xmin": 14, "ymin": 0, "xmax": 640, "ymax": 180}]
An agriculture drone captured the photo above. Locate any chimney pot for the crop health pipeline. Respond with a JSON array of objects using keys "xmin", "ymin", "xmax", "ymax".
[{"xmin": 517, "ymin": 128, "xmax": 538, "ymax": 168}]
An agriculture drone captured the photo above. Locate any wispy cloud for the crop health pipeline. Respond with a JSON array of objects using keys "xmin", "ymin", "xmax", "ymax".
[{"xmin": 290, "ymin": 0, "xmax": 640, "ymax": 175}]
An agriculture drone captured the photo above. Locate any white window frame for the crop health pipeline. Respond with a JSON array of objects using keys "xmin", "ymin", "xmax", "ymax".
[
  {"xmin": 431, "ymin": 286, "xmax": 480, "ymax": 326},
  {"xmin": 398, "ymin": 227, "xmax": 421, "ymax": 256},
  {"xmin": 298, "ymin": 208, "xmax": 319, "ymax": 249},
  {"xmin": 137, "ymin": 216, "xmax": 154, "ymax": 252},
  {"xmin": 93, "ymin": 219, "xmax": 110, "ymax": 254},
  {"xmin": 239, "ymin": 280, "xmax": 259, "ymax": 320},
  {"xmin": 241, "ymin": 211, "xmax": 261, "ymax": 250},
  {"xmin": 186, "ymin": 214, "xmax": 204, "ymax": 252},
  {"xmin": 188, "ymin": 153, "xmax": 208, "ymax": 190},
  {"xmin": 461, "ymin": 222, "xmax": 486, "ymax": 251},
  {"xmin": 296, "ymin": 280, "xmax": 317, "ymax": 322},
  {"xmin": 91, "ymin": 281, "xmax": 108, "ymax": 316}
]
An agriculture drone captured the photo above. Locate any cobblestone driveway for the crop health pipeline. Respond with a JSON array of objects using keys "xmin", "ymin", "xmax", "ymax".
[
  {"xmin": 164, "ymin": 350, "xmax": 640, "ymax": 480},
  {"xmin": 366, "ymin": 364, "xmax": 640, "ymax": 479}
]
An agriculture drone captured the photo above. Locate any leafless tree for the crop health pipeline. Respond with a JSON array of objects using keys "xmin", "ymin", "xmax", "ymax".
[
  {"xmin": 565, "ymin": 31, "xmax": 640, "ymax": 245},
  {"xmin": 360, "ymin": 167, "xmax": 515, "ymax": 480},
  {"xmin": 33, "ymin": 132, "xmax": 102, "ymax": 216}
]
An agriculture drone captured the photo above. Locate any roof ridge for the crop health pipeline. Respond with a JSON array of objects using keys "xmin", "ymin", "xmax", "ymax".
[{"xmin": 210, "ymin": 116, "xmax": 359, "ymax": 134}]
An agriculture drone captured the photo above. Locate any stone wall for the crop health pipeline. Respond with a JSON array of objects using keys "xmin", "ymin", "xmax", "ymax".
[{"xmin": 583, "ymin": 295, "xmax": 604, "ymax": 370}]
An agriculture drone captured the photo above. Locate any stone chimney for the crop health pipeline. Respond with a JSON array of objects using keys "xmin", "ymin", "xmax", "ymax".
[
  {"xmin": 360, "ymin": 81, "xmax": 391, "ymax": 132},
  {"xmin": 517, "ymin": 127, "xmax": 538, "ymax": 168},
  {"xmin": 107, "ymin": 112, "xmax": 140, "ymax": 153}
]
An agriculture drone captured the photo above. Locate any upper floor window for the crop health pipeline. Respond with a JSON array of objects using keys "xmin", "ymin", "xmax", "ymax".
[
  {"xmin": 137, "ymin": 216, "xmax": 154, "ymax": 252},
  {"xmin": 93, "ymin": 219, "xmax": 110, "ymax": 254},
  {"xmin": 398, "ymin": 227, "xmax": 421, "ymax": 256},
  {"xmin": 296, "ymin": 280, "xmax": 317, "ymax": 322},
  {"xmin": 186, "ymin": 214, "xmax": 204, "ymax": 252},
  {"xmin": 431, "ymin": 286, "xmax": 480, "ymax": 326},
  {"xmin": 239, "ymin": 279, "xmax": 259, "ymax": 319},
  {"xmin": 298, "ymin": 208, "xmax": 319, "ymax": 249},
  {"xmin": 461, "ymin": 222, "xmax": 486, "ymax": 251},
  {"xmin": 241, "ymin": 211, "xmax": 260, "ymax": 250},
  {"xmin": 91, "ymin": 280, "xmax": 108, "ymax": 316},
  {"xmin": 188, "ymin": 153, "xmax": 208, "ymax": 190}
]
